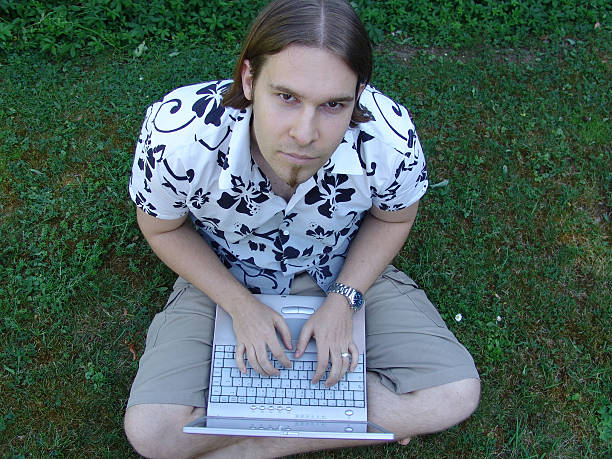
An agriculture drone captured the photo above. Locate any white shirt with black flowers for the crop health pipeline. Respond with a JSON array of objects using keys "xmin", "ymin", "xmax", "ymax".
[{"xmin": 129, "ymin": 80, "xmax": 428, "ymax": 294}]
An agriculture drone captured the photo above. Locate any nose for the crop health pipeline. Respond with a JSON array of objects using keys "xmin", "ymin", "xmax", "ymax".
[{"xmin": 289, "ymin": 108, "xmax": 319, "ymax": 146}]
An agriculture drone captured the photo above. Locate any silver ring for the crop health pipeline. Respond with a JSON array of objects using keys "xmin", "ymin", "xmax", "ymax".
[{"xmin": 341, "ymin": 352, "xmax": 350, "ymax": 358}]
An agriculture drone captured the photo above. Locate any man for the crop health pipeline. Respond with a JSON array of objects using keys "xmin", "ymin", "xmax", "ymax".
[{"xmin": 124, "ymin": 0, "xmax": 480, "ymax": 457}]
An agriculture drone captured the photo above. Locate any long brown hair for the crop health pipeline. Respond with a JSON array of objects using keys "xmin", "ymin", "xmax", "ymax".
[{"xmin": 222, "ymin": 0, "xmax": 372, "ymax": 125}]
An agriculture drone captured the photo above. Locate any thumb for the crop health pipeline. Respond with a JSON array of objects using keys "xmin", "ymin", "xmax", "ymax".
[
  {"xmin": 294, "ymin": 322, "xmax": 313, "ymax": 358},
  {"xmin": 274, "ymin": 316, "xmax": 293, "ymax": 350}
]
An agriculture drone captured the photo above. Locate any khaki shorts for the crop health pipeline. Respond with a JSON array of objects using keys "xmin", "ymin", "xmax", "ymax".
[{"xmin": 127, "ymin": 266, "xmax": 479, "ymax": 408}]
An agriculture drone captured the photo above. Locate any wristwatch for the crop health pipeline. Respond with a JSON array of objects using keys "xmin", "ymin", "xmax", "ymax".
[{"xmin": 327, "ymin": 282, "xmax": 364, "ymax": 311}]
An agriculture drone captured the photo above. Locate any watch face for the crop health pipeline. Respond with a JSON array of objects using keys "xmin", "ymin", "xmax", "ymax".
[{"xmin": 353, "ymin": 291, "xmax": 364, "ymax": 309}]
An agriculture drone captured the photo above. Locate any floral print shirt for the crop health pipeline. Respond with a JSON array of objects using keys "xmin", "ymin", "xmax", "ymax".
[{"xmin": 129, "ymin": 80, "xmax": 428, "ymax": 294}]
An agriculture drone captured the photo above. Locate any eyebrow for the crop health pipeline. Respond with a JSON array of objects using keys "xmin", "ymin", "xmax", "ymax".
[{"xmin": 269, "ymin": 84, "xmax": 355, "ymax": 103}]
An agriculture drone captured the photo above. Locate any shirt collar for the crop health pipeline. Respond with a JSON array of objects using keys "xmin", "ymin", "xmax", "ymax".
[
  {"xmin": 325, "ymin": 127, "xmax": 363, "ymax": 176},
  {"xmin": 219, "ymin": 109, "xmax": 363, "ymax": 189},
  {"xmin": 219, "ymin": 107, "xmax": 253, "ymax": 189}
]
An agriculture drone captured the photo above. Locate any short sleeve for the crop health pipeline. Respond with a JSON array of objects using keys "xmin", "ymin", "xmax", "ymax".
[
  {"xmin": 128, "ymin": 103, "xmax": 191, "ymax": 219},
  {"xmin": 371, "ymin": 131, "xmax": 428, "ymax": 212},
  {"xmin": 358, "ymin": 86, "xmax": 428, "ymax": 212}
]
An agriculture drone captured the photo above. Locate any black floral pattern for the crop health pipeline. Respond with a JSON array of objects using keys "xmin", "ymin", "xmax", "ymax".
[
  {"xmin": 217, "ymin": 175, "xmax": 271, "ymax": 216},
  {"xmin": 304, "ymin": 174, "xmax": 355, "ymax": 218},
  {"xmin": 129, "ymin": 81, "xmax": 428, "ymax": 294}
]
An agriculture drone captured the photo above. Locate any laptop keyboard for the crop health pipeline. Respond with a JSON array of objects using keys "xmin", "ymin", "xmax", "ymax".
[{"xmin": 210, "ymin": 345, "xmax": 365, "ymax": 408}]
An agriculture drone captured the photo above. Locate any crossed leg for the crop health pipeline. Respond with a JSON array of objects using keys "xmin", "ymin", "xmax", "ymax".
[{"xmin": 124, "ymin": 374, "xmax": 480, "ymax": 458}]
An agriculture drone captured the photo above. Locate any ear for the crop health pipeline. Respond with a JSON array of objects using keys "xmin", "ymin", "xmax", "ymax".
[
  {"xmin": 241, "ymin": 59, "xmax": 254, "ymax": 101},
  {"xmin": 356, "ymin": 83, "xmax": 366, "ymax": 100}
]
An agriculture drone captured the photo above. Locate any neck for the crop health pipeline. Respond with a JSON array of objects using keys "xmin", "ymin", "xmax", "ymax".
[{"xmin": 250, "ymin": 142, "xmax": 297, "ymax": 202}]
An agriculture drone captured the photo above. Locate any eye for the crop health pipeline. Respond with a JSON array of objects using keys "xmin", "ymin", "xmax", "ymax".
[
  {"xmin": 279, "ymin": 93, "xmax": 296, "ymax": 102},
  {"xmin": 325, "ymin": 101, "xmax": 344, "ymax": 111}
]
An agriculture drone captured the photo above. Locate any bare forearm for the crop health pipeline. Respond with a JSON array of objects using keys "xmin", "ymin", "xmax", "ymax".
[
  {"xmin": 335, "ymin": 207, "xmax": 417, "ymax": 293},
  {"xmin": 141, "ymin": 219, "xmax": 252, "ymax": 314}
]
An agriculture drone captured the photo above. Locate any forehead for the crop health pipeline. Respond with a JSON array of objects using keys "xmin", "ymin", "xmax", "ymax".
[{"xmin": 257, "ymin": 45, "xmax": 358, "ymax": 102}]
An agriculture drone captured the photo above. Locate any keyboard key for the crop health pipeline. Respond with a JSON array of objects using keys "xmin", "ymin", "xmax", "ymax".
[
  {"xmin": 221, "ymin": 387, "xmax": 237, "ymax": 396},
  {"xmin": 349, "ymin": 382, "xmax": 364, "ymax": 392},
  {"xmin": 224, "ymin": 359, "xmax": 238, "ymax": 368}
]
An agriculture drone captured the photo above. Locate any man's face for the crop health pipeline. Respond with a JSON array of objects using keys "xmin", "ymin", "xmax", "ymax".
[{"xmin": 242, "ymin": 45, "xmax": 363, "ymax": 188}]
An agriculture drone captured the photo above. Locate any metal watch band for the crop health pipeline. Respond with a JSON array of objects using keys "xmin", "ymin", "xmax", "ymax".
[{"xmin": 326, "ymin": 282, "xmax": 364, "ymax": 311}]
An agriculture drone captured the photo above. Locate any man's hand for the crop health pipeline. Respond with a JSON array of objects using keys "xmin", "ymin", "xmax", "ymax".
[
  {"xmin": 229, "ymin": 298, "xmax": 293, "ymax": 376},
  {"xmin": 294, "ymin": 294, "xmax": 358, "ymax": 388}
]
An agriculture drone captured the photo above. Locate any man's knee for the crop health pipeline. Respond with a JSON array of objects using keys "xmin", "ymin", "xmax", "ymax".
[
  {"xmin": 449, "ymin": 377, "xmax": 481, "ymax": 421},
  {"xmin": 124, "ymin": 404, "xmax": 203, "ymax": 458}
]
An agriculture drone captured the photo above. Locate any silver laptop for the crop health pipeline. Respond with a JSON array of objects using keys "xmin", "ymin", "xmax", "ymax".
[{"xmin": 183, "ymin": 294, "xmax": 393, "ymax": 440}]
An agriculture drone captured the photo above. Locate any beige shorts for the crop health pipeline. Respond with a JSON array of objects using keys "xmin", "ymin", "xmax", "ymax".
[{"xmin": 127, "ymin": 266, "xmax": 479, "ymax": 408}]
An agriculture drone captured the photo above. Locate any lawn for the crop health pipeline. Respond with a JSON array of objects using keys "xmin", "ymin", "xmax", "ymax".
[{"xmin": 1, "ymin": 13, "xmax": 610, "ymax": 459}]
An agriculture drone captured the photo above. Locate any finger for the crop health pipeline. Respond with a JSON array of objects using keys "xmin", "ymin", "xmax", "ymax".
[
  {"xmin": 341, "ymin": 351, "xmax": 351, "ymax": 377},
  {"xmin": 313, "ymin": 347, "xmax": 330, "ymax": 384},
  {"xmin": 255, "ymin": 344, "xmax": 279, "ymax": 376},
  {"xmin": 235, "ymin": 343, "xmax": 247, "ymax": 374},
  {"xmin": 274, "ymin": 316, "xmax": 293, "ymax": 351},
  {"xmin": 268, "ymin": 338, "xmax": 292, "ymax": 369},
  {"xmin": 325, "ymin": 351, "xmax": 343, "ymax": 388},
  {"xmin": 348, "ymin": 343, "xmax": 359, "ymax": 372},
  {"xmin": 245, "ymin": 345, "xmax": 265, "ymax": 375},
  {"xmin": 294, "ymin": 322, "xmax": 314, "ymax": 359}
]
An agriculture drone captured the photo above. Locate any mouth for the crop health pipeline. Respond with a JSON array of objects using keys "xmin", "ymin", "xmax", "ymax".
[{"xmin": 280, "ymin": 151, "xmax": 318, "ymax": 165}]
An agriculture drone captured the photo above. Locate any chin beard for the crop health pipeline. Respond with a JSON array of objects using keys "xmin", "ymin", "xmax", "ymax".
[{"xmin": 287, "ymin": 166, "xmax": 300, "ymax": 188}]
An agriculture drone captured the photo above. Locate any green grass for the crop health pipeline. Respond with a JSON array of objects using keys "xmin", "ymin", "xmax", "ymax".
[{"xmin": 1, "ymin": 27, "xmax": 610, "ymax": 459}]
